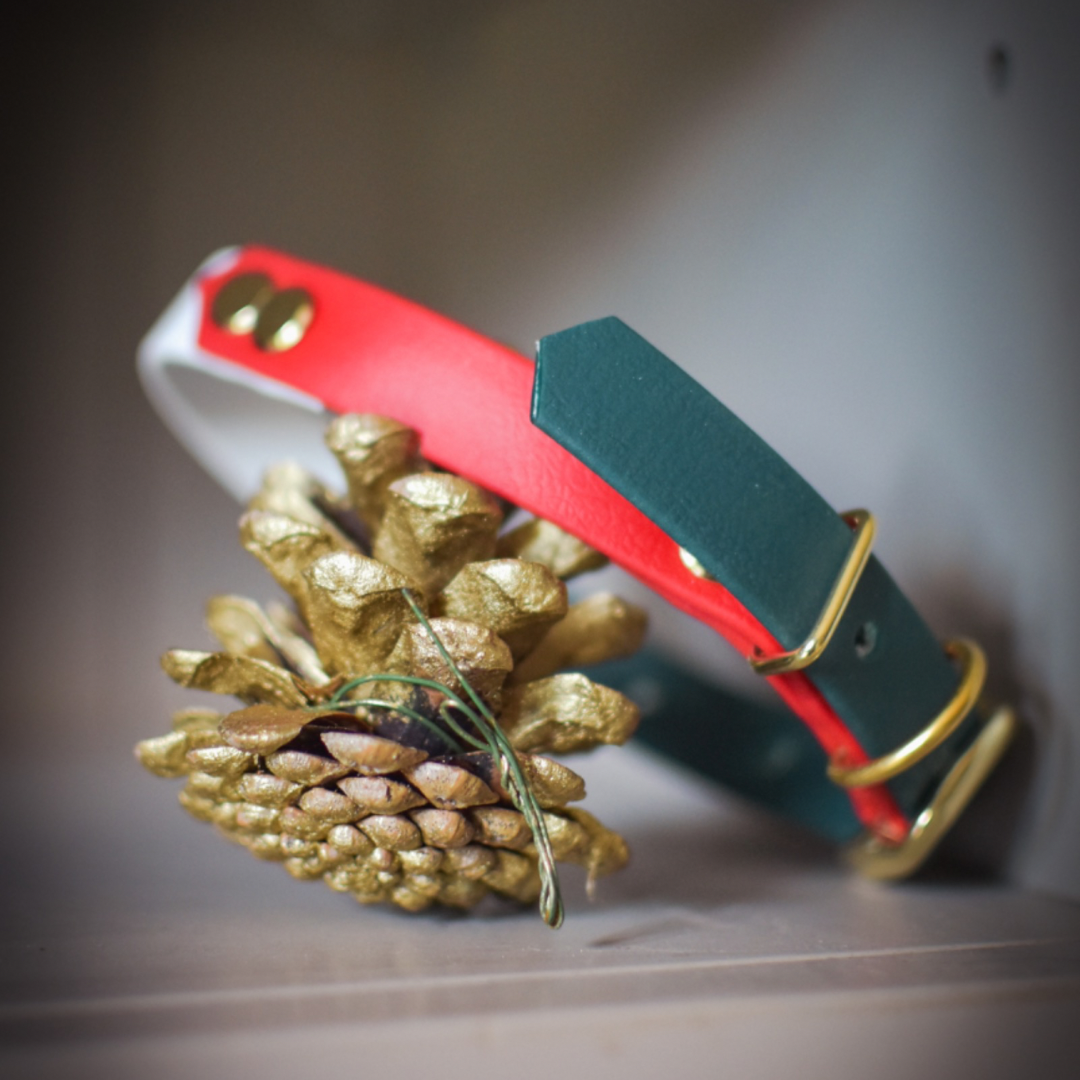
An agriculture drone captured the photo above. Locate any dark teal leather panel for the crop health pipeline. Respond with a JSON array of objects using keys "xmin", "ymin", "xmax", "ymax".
[
  {"xmin": 591, "ymin": 652, "xmax": 860, "ymax": 842},
  {"xmin": 534, "ymin": 317, "xmax": 981, "ymax": 821}
]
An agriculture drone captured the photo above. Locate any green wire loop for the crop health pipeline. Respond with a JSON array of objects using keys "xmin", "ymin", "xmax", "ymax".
[
  {"xmin": 400, "ymin": 590, "xmax": 564, "ymax": 929},
  {"xmin": 301, "ymin": 590, "xmax": 565, "ymax": 928}
]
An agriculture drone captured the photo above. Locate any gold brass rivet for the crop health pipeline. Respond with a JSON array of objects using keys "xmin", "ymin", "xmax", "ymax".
[
  {"xmin": 210, "ymin": 272, "xmax": 274, "ymax": 335},
  {"xmin": 678, "ymin": 547, "xmax": 712, "ymax": 580},
  {"xmin": 253, "ymin": 288, "xmax": 315, "ymax": 352}
]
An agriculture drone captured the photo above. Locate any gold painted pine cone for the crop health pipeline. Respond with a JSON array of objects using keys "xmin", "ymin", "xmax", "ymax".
[{"xmin": 137, "ymin": 414, "xmax": 648, "ymax": 920}]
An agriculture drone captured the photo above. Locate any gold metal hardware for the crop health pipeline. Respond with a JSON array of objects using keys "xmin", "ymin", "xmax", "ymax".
[
  {"xmin": 676, "ymin": 487, "xmax": 1010, "ymax": 881},
  {"xmin": 210, "ymin": 272, "xmax": 273, "ymax": 335},
  {"xmin": 750, "ymin": 508, "xmax": 876, "ymax": 676},
  {"xmin": 678, "ymin": 547, "xmax": 712, "ymax": 579},
  {"xmin": 253, "ymin": 288, "xmax": 315, "ymax": 352},
  {"xmin": 845, "ymin": 702, "xmax": 1016, "ymax": 880},
  {"xmin": 828, "ymin": 638, "xmax": 986, "ymax": 788}
]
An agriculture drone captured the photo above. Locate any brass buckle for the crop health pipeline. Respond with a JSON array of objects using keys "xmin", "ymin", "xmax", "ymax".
[
  {"xmin": 845, "ymin": 702, "xmax": 1017, "ymax": 880},
  {"xmin": 732, "ymin": 500, "xmax": 1013, "ymax": 879},
  {"xmin": 750, "ymin": 509, "xmax": 876, "ymax": 676}
]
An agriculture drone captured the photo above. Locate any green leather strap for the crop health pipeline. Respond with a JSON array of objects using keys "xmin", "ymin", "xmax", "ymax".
[
  {"xmin": 593, "ymin": 652, "xmax": 860, "ymax": 842},
  {"xmin": 535, "ymin": 317, "xmax": 981, "ymax": 824}
]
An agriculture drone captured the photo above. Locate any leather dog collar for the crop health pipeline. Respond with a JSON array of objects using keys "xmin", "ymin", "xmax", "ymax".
[{"xmin": 139, "ymin": 245, "xmax": 1015, "ymax": 878}]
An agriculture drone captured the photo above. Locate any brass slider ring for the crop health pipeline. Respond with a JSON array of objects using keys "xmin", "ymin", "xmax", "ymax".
[
  {"xmin": 751, "ymin": 508, "xmax": 876, "ymax": 676},
  {"xmin": 828, "ymin": 638, "xmax": 987, "ymax": 789}
]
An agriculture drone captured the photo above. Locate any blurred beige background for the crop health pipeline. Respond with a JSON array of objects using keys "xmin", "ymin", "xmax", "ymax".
[{"xmin": 4, "ymin": 0, "xmax": 1079, "ymax": 899}]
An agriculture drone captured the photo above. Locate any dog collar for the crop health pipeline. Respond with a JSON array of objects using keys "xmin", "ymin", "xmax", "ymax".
[{"xmin": 139, "ymin": 245, "xmax": 1015, "ymax": 878}]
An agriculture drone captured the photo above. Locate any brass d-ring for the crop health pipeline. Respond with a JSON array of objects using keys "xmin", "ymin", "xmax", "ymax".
[
  {"xmin": 828, "ymin": 638, "xmax": 987, "ymax": 788},
  {"xmin": 845, "ymin": 702, "xmax": 1016, "ymax": 880},
  {"xmin": 751, "ymin": 509, "xmax": 876, "ymax": 676}
]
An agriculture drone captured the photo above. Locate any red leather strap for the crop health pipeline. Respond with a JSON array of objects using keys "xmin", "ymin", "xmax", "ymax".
[{"xmin": 195, "ymin": 246, "xmax": 907, "ymax": 841}]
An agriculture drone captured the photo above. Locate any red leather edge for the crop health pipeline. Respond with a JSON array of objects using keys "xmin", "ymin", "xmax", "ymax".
[{"xmin": 195, "ymin": 246, "xmax": 908, "ymax": 842}]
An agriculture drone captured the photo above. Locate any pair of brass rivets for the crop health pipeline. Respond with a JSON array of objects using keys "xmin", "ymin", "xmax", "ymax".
[{"xmin": 211, "ymin": 272, "xmax": 314, "ymax": 352}]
